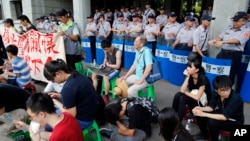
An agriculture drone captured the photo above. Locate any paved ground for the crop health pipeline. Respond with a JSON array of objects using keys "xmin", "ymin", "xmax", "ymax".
[{"xmin": 34, "ymin": 70, "xmax": 250, "ymax": 141}]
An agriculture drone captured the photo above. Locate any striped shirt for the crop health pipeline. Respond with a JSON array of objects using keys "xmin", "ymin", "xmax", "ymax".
[{"xmin": 12, "ymin": 57, "xmax": 31, "ymax": 87}]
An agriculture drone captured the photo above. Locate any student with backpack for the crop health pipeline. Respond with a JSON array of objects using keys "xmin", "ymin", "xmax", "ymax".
[{"xmin": 100, "ymin": 97, "xmax": 159, "ymax": 141}]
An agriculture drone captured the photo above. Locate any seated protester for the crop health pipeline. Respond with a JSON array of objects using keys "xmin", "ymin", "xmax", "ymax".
[
  {"xmin": 14, "ymin": 93, "xmax": 84, "ymax": 141},
  {"xmin": 92, "ymin": 39, "xmax": 122, "ymax": 103},
  {"xmin": 172, "ymin": 60, "xmax": 212, "ymax": 140},
  {"xmin": 101, "ymin": 97, "xmax": 156, "ymax": 141},
  {"xmin": 192, "ymin": 75, "xmax": 244, "ymax": 141},
  {"xmin": 0, "ymin": 83, "xmax": 30, "ymax": 115},
  {"xmin": 158, "ymin": 107, "xmax": 195, "ymax": 141},
  {"xmin": 120, "ymin": 36, "xmax": 153, "ymax": 97},
  {"xmin": 0, "ymin": 45, "xmax": 31, "ymax": 87},
  {"xmin": 43, "ymin": 59, "xmax": 97, "ymax": 130}
]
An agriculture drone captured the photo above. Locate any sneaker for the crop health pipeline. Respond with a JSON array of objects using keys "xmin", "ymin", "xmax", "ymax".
[
  {"xmin": 100, "ymin": 128, "xmax": 113, "ymax": 139},
  {"xmin": 192, "ymin": 133, "xmax": 209, "ymax": 140},
  {"xmin": 102, "ymin": 95, "xmax": 109, "ymax": 103}
]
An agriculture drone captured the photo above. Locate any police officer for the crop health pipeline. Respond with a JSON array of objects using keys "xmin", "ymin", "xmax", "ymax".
[
  {"xmin": 161, "ymin": 12, "xmax": 181, "ymax": 46},
  {"xmin": 125, "ymin": 14, "xmax": 143, "ymax": 41},
  {"xmin": 156, "ymin": 6, "xmax": 168, "ymax": 31},
  {"xmin": 94, "ymin": 7, "xmax": 101, "ymax": 24},
  {"xmin": 144, "ymin": 14, "xmax": 160, "ymax": 56},
  {"xmin": 172, "ymin": 15, "xmax": 196, "ymax": 51},
  {"xmin": 192, "ymin": 14, "xmax": 215, "ymax": 57},
  {"xmin": 144, "ymin": 2, "xmax": 155, "ymax": 21},
  {"xmin": 84, "ymin": 14, "xmax": 97, "ymax": 61},
  {"xmin": 112, "ymin": 13, "xmax": 127, "ymax": 40},
  {"xmin": 97, "ymin": 14, "xmax": 111, "ymax": 40},
  {"xmin": 209, "ymin": 11, "xmax": 250, "ymax": 85}
]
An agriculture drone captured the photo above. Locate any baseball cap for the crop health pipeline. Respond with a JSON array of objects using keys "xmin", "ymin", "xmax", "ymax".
[
  {"xmin": 148, "ymin": 14, "xmax": 155, "ymax": 19},
  {"xmin": 169, "ymin": 12, "xmax": 177, "ymax": 17},
  {"xmin": 118, "ymin": 13, "xmax": 124, "ymax": 17},
  {"xmin": 186, "ymin": 15, "xmax": 195, "ymax": 21},
  {"xmin": 231, "ymin": 11, "xmax": 247, "ymax": 21},
  {"xmin": 159, "ymin": 6, "xmax": 165, "ymax": 10},
  {"xmin": 201, "ymin": 14, "xmax": 215, "ymax": 20},
  {"xmin": 87, "ymin": 14, "xmax": 93, "ymax": 18},
  {"xmin": 132, "ymin": 14, "xmax": 139, "ymax": 18},
  {"xmin": 145, "ymin": 1, "xmax": 150, "ymax": 5}
]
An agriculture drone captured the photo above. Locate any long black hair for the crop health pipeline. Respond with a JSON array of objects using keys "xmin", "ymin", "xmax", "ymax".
[{"xmin": 43, "ymin": 59, "xmax": 72, "ymax": 81}]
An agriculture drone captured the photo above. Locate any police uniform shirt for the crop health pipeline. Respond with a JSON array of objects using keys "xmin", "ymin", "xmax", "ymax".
[
  {"xmin": 127, "ymin": 22, "xmax": 143, "ymax": 37},
  {"xmin": 144, "ymin": 8, "xmax": 155, "ymax": 19},
  {"xmin": 156, "ymin": 14, "xmax": 168, "ymax": 25},
  {"xmin": 144, "ymin": 23, "xmax": 160, "ymax": 41},
  {"xmin": 113, "ymin": 11, "xmax": 120, "ymax": 21},
  {"xmin": 192, "ymin": 25, "xmax": 210, "ymax": 52},
  {"xmin": 94, "ymin": 12, "xmax": 101, "ymax": 22},
  {"xmin": 113, "ymin": 20, "xmax": 127, "ymax": 32},
  {"xmin": 219, "ymin": 25, "xmax": 250, "ymax": 52},
  {"xmin": 162, "ymin": 22, "xmax": 181, "ymax": 40},
  {"xmin": 245, "ymin": 20, "xmax": 250, "ymax": 28},
  {"xmin": 85, "ymin": 22, "xmax": 97, "ymax": 36},
  {"xmin": 176, "ymin": 27, "xmax": 195, "ymax": 43},
  {"xmin": 97, "ymin": 21, "xmax": 111, "ymax": 36},
  {"xmin": 106, "ymin": 11, "xmax": 113, "ymax": 21}
]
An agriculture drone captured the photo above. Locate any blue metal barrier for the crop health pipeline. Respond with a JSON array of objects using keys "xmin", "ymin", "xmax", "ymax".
[
  {"xmin": 81, "ymin": 38, "xmax": 92, "ymax": 63},
  {"xmin": 168, "ymin": 49, "xmax": 189, "ymax": 86},
  {"xmin": 155, "ymin": 44, "xmax": 170, "ymax": 81},
  {"xmin": 240, "ymin": 62, "xmax": 250, "ymax": 103},
  {"xmin": 95, "ymin": 39, "xmax": 104, "ymax": 65},
  {"xmin": 202, "ymin": 57, "xmax": 231, "ymax": 91}
]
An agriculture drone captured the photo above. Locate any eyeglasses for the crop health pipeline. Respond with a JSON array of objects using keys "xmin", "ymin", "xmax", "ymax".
[{"xmin": 218, "ymin": 88, "xmax": 231, "ymax": 93}]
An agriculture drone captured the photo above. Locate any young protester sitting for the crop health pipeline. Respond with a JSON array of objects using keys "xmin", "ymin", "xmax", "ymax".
[
  {"xmin": 43, "ymin": 58, "xmax": 98, "ymax": 129},
  {"xmin": 172, "ymin": 60, "xmax": 212, "ymax": 140},
  {"xmin": 91, "ymin": 39, "xmax": 122, "ymax": 103},
  {"xmin": 14, "ymin": 93, "xmax": 84, "ymax": 141},
  {"xmin": 0, "ymin": 45, "xmax": 31, "ymax": 87},
  {"xmin": 100, "ymin": 97, "xmax": 159, "ymax": 140},
  {"xmin": 158, "ymin": 107, "xmax": 194, "ymax": 141},
  {"xmin": 192, "ymin": 75, "xmax": 244, "ymax": 141}
]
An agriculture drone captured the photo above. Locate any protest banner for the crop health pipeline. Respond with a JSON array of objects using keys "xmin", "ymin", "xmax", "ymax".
[{"xmin": 0, "ymin": 27, "xmax": 66, "ymax": 82}]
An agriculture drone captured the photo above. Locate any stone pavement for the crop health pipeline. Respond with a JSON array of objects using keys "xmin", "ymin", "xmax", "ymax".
[{"xmin": 34, "ymin": 70, "xmax": 250, "ymax": 141}]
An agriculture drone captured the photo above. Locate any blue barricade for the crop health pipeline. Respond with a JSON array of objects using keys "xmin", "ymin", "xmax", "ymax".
[
  {"xmin": 124, "ymin": 41, "xmax": 135, "ymax": 70},
  {"xmin": 155, "ymin": 44, "xmax": 170, "ymax": 81},
  {"xmin": 168, "ymin": 48, "xmax": 189, "ymax": 86},
  {"xmin": 237, "ymin": 54, "xmax": 250, "ymax": 90},
  {"xmin": 81, "ymin": 38, "xmax": 92, "ymax": 63},
  {"xmin": 95, "ymin": 39, "xmax": 104, "ymax": 65},
  {"xmin": 202, "ymin": 57, "xmax": 231, "ymax": 91},
  {"xmin": 237, "ymin": 39, "xmax": 250, "ymax": 91},
  {"xmin": 240, "ymin": 62, "xmax": 250, "ymax": 102},
  {"xmin": 112, "ymin": 39, "xmax": 124, "ymax": 51}
]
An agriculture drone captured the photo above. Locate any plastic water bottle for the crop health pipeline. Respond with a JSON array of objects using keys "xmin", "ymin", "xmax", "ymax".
[{"xmin": 93, "ymin": 59, "xmax": 96, "ymax": 67}]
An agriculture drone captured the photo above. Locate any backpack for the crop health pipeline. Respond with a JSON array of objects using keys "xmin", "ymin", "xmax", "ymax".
[{"xmin": 121, "ymin": 97, "xmax": 159, "ymax": 123}]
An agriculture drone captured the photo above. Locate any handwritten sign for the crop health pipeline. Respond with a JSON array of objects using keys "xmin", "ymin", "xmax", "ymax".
[{"xmin": 0, "ymin": 27, "xmax": 66, "ymax": 82}]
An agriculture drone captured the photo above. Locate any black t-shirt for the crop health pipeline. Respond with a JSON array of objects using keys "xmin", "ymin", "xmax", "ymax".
[
  {"xmin": 188, "ymin": 73, "xmax": 212, "ymax": 102},
  {"xmin": 209, "ymin": 90, "xmax": 244, "ymax": 124},
  {"xmin": 0, "ymin": 83, "xmax": 30, "ymax": 112},
  {"xmin": 61, "ymin": 72, "xmax": 97, "ymax": 122},
  {"xmin": 126, "ymin": 104, "xmax": 152, "ymax": 137}
]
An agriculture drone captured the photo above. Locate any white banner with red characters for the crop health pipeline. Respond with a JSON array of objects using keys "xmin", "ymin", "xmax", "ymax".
[{"xmin": 0, "ymin": 27, "xmax": 66, "ymax": 82}]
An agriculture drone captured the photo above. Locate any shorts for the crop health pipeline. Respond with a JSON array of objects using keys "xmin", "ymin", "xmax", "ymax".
[{"xmin": 108, "ymin": 69, "xmax": 120, "ymax": 80}]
